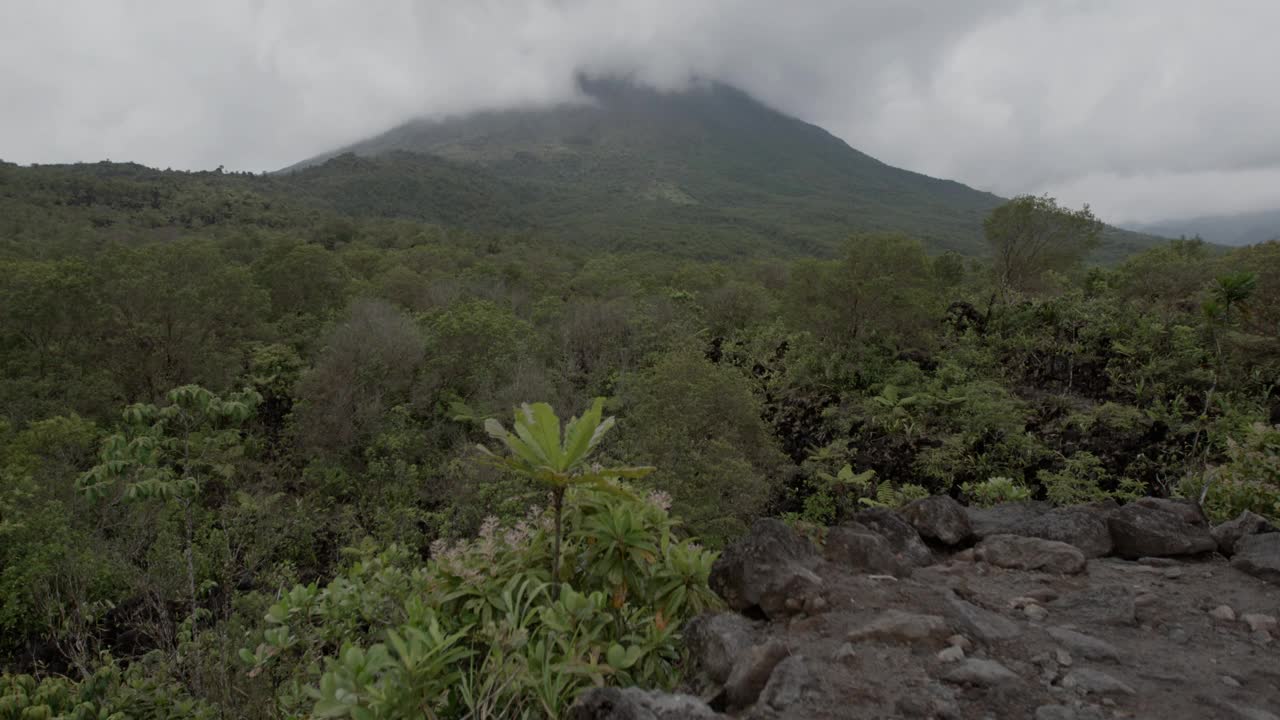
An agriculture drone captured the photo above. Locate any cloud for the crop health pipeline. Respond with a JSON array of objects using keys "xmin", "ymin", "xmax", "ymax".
[{"xmin": 1, "ymin": 0, "xmax": 1277, "ymax": 222}]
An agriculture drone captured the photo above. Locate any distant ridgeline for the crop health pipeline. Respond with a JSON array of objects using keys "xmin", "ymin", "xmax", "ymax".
[{"xmin": 3, "ymin": 78, "xmax": 1164, "ymax": 261}]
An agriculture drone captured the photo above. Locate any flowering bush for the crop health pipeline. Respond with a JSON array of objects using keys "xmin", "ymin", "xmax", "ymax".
[{"xmin": 240, "ymin": 486, "xmax": 719, "ymax": 719}]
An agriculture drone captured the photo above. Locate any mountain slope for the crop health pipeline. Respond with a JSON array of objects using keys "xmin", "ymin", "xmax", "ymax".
[
  {"xmin": 288, "ymin": 78, "xmax": 1155, "ymax": 259},
  {"xmin": 1130, "ymin": 208, "xmax": 1280, "ymax": 247}
]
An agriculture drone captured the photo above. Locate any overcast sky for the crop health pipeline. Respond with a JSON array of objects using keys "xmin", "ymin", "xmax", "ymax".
[{"xmin": 2, "ymin": 0, "xmax": 1278, "ymax": 224}]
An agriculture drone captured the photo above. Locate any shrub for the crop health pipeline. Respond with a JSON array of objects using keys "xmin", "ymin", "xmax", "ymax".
[
  {"xmin": 962, "ymin": 476, "xmax": 1032, "ymax": 507},
  {"xmin": 1193, "ymin": 422, "xmax": 1280, "ymax": 522},
  {"xmin": 241, "ymin": 486, "xmax": 719, "ymax": 719}
]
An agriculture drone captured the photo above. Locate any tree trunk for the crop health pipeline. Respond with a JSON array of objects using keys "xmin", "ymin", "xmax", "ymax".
[
  {"xmin": 551, "ymin": 488, "xmax": 564, "ymax": 601},
  {"xmin": 183, "ymin": 501, "xmax": 203, "ymax": 692}
]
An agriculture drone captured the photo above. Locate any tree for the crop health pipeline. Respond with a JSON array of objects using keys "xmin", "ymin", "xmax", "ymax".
[
  {"xmin": 476, "ymin": 399, "xmax": 653, "ymax": 599},
  {"xmin": 985, "ymin": 195, "xmax": 1103, "ymax": 298},
  {"xmin": 78, "ymin": 385, "xmax": 259, "ymax": 688}
]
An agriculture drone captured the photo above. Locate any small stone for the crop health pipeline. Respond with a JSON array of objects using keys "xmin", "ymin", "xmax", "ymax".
[
  {"xmin": 1209, "ymin": 604, "xmax": 1237, "ymax": 622},
  {"xmin": 1024, "ymin": 604, "xmax": 1049, "ymax": 622},
  {"xmin": 1252, "ymin": 630, "xmax": 1273, "ymax": 645},
  {"xmin": 1134, "ymin": 593, "xmax": 1159, "ymax": 607},
  {"xmin": 1055, "ymin": 649, "xmax": 1073, "ymax": 667},
  {"xmin": 1163, "ymin": 567, "xmax": 1183, "ymax": 579},
  {"xmin": 1242, "ymin": 613, "xmax": 1277, "ymax": 634},
  {"xmin": 947, "ymin": 634, "xmax": 973, "ymax": 651},
  {"xmin": 1046, "ymin": 627, "xmax": 1122, "ymax": 662},
  {"xmin": 832, "ymin": 643, "xmax": 858, "ymax": 663},
  {"xmin": 785, "ymin": 597, "xmax": 802, "ymax": 611},
  {"xmin": 1102, "ymin": 698, "xmax": 1116, "ymax": 707},
  {"xmin": 937, "ymin": 645, "xmax": 965, "ymax": 663},
  {"xmin": 847, "ymin": 609, "xmax": 951, "ymax": 645},
  {"xmin": 1168, "ymin": 627, "xmax": 1190, "ymax": 644},
  {"xmin": 1221, "ymin": 675, "xmax": 1242, "ymax": 688},
  {"xmin": 942, "ymin": 658, "xmax": 1020, "ymax": 687},
  {"xmin": 804, "ymin": 595, "xmax": 828, "ymax": 614},
  {"xmin": 1063, "ymin": 668, "xmax": 1136, "ymax": 696},
  {"xmin": 1026, "ymin": 588, "xmax": 1059, "ymax": 603},
  {"xmin": 1035, "ymin": 706, "xmax": 1075, "ymax": 720}
]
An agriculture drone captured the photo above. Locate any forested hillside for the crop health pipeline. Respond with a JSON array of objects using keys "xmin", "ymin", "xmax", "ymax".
[
  {"xmin": 286, "ymin": 78, "xmax": 1163, "ymax": 261},
  {"xmin": 2, "ymin": 153, "xmax": 1279, "ymax": 718}
]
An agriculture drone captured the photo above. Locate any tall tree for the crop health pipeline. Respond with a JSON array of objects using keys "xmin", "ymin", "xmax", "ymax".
[{"xmin": 985, "ymin": 195, "xmax": 1103, "ymax": 297}]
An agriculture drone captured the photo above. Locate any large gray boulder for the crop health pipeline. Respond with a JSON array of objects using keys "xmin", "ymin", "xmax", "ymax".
[
  {"xmin": 850, "ymin": 507, "xmax": 935, "ymax": 567},
  {"xmin": 900, "ymin": 496, "xmax": 973, "ymax": 545},
  {"xmin": 824, "ymin": 525, "xmax": 910, "ymax": 577},
  {"xmin": 710, "ymin": 519, "xmax": 823, "ymax": 619},
  {"xmin": 975, "ymin": 534, "xmax": 1087, "ymax": 574},
  {"xmin": 567, "ymin": 688, "xmax": 723, "ymax": 719},
  {"xmin": 685, "ymin": 612, "xmax": 761, "ymax": 684},
  {"xmin": 966, "ymin": 501, "xmax": 1051, "ymax": 539},
  {"xmin": 1134, "ymin": 497, "xmax": 1207, "ymax": 526},
  {"xmin": 1011, "ymin": 504, "xmax": 1115, "ymax": 558},
  {"xmin": 1212, "ymin": 510, "xmax": 1276, "ymax": 557},
  {"xmin": 1231, "ymin": 532, "xmax": 1280, "ymax": 584},
  {"xmin": 1107, "ymin": 503, "xmax": 1217, "ymax": 559}
]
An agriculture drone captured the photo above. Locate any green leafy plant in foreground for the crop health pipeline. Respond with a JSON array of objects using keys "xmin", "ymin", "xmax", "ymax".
[
  {"xmin": 241, "ymin": 402, "xmax": 718, "ymax": 719},
  {"xmin": 477, "ymin": 399, "xmax": 654, "ymax": 599}
]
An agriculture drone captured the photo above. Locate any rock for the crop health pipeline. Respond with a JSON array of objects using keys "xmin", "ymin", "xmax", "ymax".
[
  {"xmin": 942, "ymin": 658, "xmax": 1020, "ymax": 686},
  {"xmin": 824, "ymin": 526, "xmax": 909, "ymax": 577},
  {"xmin": 1135, "ymin": 496, "xmax": 1207, "ymax": 525},
  {"xmin": 1024, "ymin": 604, "xmax": 1049, "ymax": 622},
  {"xmin": 895, "ymin": 683, "xmax": 962, "ymax": 720},
  {"xmin": 567, "ymin": 687, "xmax": 723, "ymax": 720},
  {"xmin": 850, "ymin": 507, "xmax": 935, "ymax": 567},
  {"xmin": 1209, "ymin": 604, "xmax": 1237, "ymax": 622},
  {"xmin": 1221, "ymin": 675, "xmax": 1242, "ymax": 688},
  {"xmin": 1242, "ymin": 613, "xmax": 1277, "ymax": 634},
  {"xmin": 900, "ymin": 496, "xmax": 973, "ymax": 545},
  {"xmin": 1213, "ymin": 510, "xmax": 1277, "ymax": 557},
  {"xmin": 1013, "ymin": 504, "xmax": 1115, "ymax": 558},
  {"xmin": 937, "ymin": 645, "xmax": 965, "ymax": 662},
  {"xmin": 1107, "ymin": 503, "xmax": 1217, "ymax": 559},
  {"xmin": 966, "ymin": 501, "xmax": 1051, "ymax": 539},
  {"xmin": 1046, "ymin": 627, "xmax": 1121, "ymax": 662},
  {"xmin": 710, "ymin": 519, "xmax": 823, "ymax": 618},
  {"xmin": 756, "ymin": 655, "xmax": 820, "ymax": 713},
  {"xmin": 846, "ymin": 609, "xmax": 951, "ymax": 645},
  {"xmin": 723, "ymin": 639, "xmax": 789, "ymax": 709},
  {"xmin": 975, "ymin": 534, "xmax": 1087, "ymax": 574},
  {"xmin": 1055, "ymin": 649, "xmax": 1073, "ymax": 667},
  {"xmin": 1231, "ymin": 532, "xmax": 1280, "ymax": 584},
  {"xmin": 944, "ymin": 592, "xmax": 1022, "ymax": 643},
  {"xmin": 1051, "ymin": 585, "xmax": 1136, "ymax": 626},
  {"xmin": 685, "ymin": 612, "xmax": 760, "ymax": 684},
  {"xmin": 1035, "ymin": 706, "xmax": 1077, "ymax": 720},
  {"xmin": 947, "ymin": 634, "xmax": 973, "ymax": 651},
  {"xmin": 1062, "ymin": 668, "xmax": 1135, "ymax": 695}
]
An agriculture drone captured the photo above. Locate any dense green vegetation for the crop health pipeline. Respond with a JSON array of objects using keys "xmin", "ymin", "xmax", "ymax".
[{"xmin": 1, "ymin": 156, "xmax": 1278, "ymax": 718}]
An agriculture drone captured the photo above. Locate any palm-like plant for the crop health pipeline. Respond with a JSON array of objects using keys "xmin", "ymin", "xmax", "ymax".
[{"xmin": 477, "ymin": 399, "xmax": 654, "ymax": 598}]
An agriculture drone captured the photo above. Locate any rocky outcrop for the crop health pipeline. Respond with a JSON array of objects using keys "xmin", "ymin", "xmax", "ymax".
[
  {"xmin": 709, "ymin": 519, "xmax": 823, "ymax": 619},
  {"xmin": 975, "ymin": 534, "xmax": 1087, "ymax": 574},
  {"xmin": 849, "ymin": 507, "xmax": 934, "ymax": 567},
  {"xmin": 823, "ymin": 525, "xmax": 909, "ymax": 577},
  {"xmin": 579, "ymin": 497, "xmax": 1280, "ymax": 720},
  {"xmin": 1107, "ymin": 503, "xmax": 1217, "ymax": 559},
  {"xmin": 900, "ymin": 495, "xmax": 972, "ymax": 545},
  {"xmin": 1231, "ymin": 532, "xmax": 1280, "ymax": 584},
  {"xmin": 1212, "ymin": 510, "xmax": 1276, "ymax": 556},
  {"xmin": 1011, "ymin": 503, "xmax": 1115, "ymax": 558}
]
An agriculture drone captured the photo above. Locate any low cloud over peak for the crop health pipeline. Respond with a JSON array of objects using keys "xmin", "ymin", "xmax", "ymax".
[{"xmin": 2, "ymin": 0, "xmax": 1277, "ymax": 223}]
